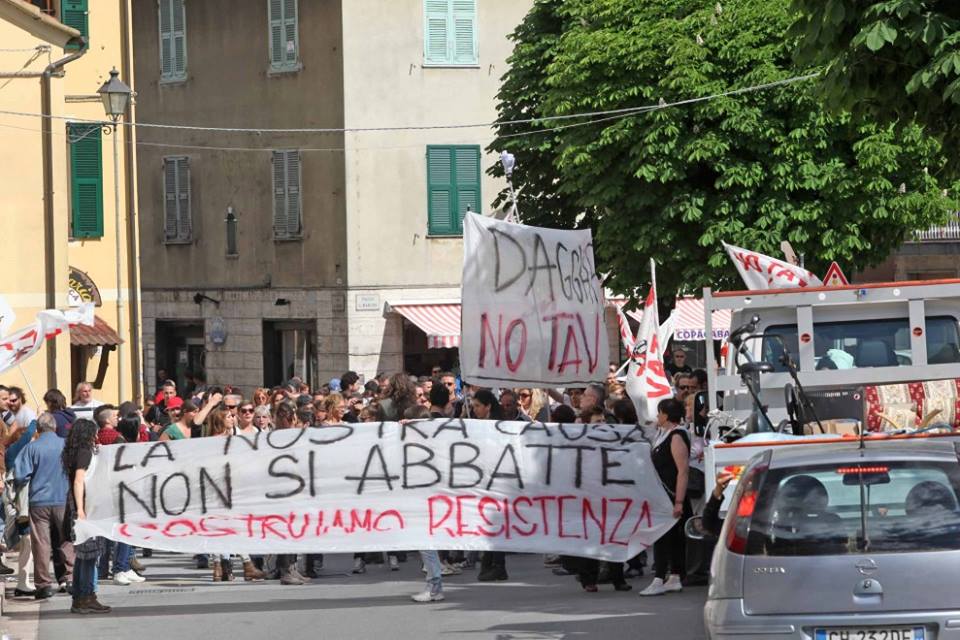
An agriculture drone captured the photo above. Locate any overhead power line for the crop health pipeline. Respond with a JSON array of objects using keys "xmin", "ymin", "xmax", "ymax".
[{"xmin": 0, "ymin": 72, "xmax": 819, "ymax": 138}]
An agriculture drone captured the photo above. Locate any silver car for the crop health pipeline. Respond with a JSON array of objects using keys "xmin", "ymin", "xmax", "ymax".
[{"xmin": 704, "ymin": 439, "xmax": 960, "ymax": 640}]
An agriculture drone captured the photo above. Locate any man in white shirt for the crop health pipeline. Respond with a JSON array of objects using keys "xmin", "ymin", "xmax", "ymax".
[
  {"xmin": 7, "ymin": 387, "xmax": 36, "ymax": 429},
  {"xmin": 68, "ymin": 381, "xmax": 103, "ymax": 422}
]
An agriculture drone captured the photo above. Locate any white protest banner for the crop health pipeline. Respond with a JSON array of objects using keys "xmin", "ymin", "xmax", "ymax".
[
  {"xmin": 0, "ymin": 304, "xmax": 93, "ymax": 375},
  {"xmin": 76, "ymin": 420, "xmax": 677, "ymax": 561},
  {"xmin": 723, "ymin": 242, "xmax": 822, "ymax": 290},
  {"xmin": 461, "ymin": 213, "xmax": 609, "ymax": 387}
]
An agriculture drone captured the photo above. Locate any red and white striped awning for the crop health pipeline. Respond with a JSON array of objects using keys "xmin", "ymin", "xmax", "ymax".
[
  {"xmin": 389, "ymin": 301, "xmax": 461, "ymax": 349},
  {"xmin": 611, "ymin": 296, "xmax": 731, "ymax": 341}
]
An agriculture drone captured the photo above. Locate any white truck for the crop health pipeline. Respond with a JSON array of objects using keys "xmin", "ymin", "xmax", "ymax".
[{"xmin": 702, "ymin": 278, "xmax": 960, "ymax": 509}]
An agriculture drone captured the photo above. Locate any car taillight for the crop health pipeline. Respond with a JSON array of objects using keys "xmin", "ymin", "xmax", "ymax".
[{"xmin": 725, "ymin": 451, "xmax": 771, "ymax": 555}]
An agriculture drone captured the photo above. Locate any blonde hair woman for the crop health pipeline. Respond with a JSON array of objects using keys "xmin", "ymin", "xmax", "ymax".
[{"xmin": 322, "ymin": 393, "xmax": 345, "ymax": 425}]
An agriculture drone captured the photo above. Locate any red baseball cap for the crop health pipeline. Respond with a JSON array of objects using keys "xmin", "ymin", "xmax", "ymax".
[{"xmin": 166, "ymin": 396, "xmax": 184, "ymax": 410}]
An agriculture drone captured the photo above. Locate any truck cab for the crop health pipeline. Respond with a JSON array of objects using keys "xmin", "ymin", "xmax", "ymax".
[{"xmin": 702, "ymin": 278, "xmax": 960, "ymax": 506}]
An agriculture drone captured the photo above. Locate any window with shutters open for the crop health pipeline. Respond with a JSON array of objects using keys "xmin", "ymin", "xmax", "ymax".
[
  {"xmin": 159, "ymin": 0, "xmax": 187, "ymax": 82},
  {"xmin": 423, "ymin": 0, "xmax": 477, "ymax": 66},
  {"xmin": 163, "ymin": 156, "xmax": 192, "ymax": 243},
  {"xmin": 68, "ymin": 123, "xmax": 103, "ymax": 239},
  {"xmin": 61, "ymin": 0, "xmax": 88, "ymax": 49},
  {"xmin": 268, "ymin": 0, "xmax": 299, "ymax": 72},
  {"xmin": 426, "ymin": 145, "xmax": 480, "ymax": 236},
  {"xmin": 272, "ymin": 150, "xmax": 302, "ymax": 240}
]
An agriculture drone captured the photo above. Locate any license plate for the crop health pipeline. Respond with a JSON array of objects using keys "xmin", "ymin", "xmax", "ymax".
[{"xmin": 814, "ymin": 628, "xmax": 924, "ymax": 640}]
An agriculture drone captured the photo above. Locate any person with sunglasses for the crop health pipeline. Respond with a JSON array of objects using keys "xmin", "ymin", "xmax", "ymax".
[{"xmin": 234, "ymin": 402, "xmax": 259, "ymax": 436}]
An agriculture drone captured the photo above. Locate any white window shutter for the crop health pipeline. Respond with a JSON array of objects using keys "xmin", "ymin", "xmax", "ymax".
[
  {"xmin": 452, "ymin": 0, "xmax": 477, "ymax": 64},
  {"xmin": 172, "ymin": 0, "xmax": 187, "ymax": 77},
  {"xmin": 268, "ymin": 0, "xmax": 283, "ymax": 65},
  {"xmin": 283, "ymin": 0, "xmax": 298, "ymax": 65},
  {"xmin": 424, "ymin": 0, "xmax": 450, "ymax": 64}
]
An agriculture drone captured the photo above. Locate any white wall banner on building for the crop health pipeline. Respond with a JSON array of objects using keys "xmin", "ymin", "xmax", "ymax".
[
  {"xmin": 461, "ymin": 213, "xmax": 609, "ymax": 387},
  {"xmin": 76, "ymin": 420, "xmax": 677, "ymax": 560}
]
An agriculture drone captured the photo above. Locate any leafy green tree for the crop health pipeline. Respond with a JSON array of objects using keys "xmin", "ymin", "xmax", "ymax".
[
  {"xmin": 791, "ymin": 0, "xmax": 960, "ymax": 177},
  {"xmin": 490, "ymin": 0, "xmax": 958, "ymax": 298}
]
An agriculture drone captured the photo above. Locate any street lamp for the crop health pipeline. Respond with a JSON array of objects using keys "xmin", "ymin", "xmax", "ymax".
[
  {"xmin": 97, "ymin": 68, "xmax": 131, "ymax": 121},
  {"xmin": 97, "ymin": 68, "xmax": 132, "ymax": 401}
]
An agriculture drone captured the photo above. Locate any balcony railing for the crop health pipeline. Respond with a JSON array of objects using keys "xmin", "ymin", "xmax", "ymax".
[{"xmin": 912, "ymin": 212, "xmax": 960, "ymax": 242}]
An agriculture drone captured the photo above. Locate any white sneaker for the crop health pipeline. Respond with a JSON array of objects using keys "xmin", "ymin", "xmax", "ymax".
[
  {"xmin": 639, "ymin": 577, "xmax": 667, "ymax": 596},
  {"xmin": 440, "ymin": 561, "xmax": 462, "ymax": 576},
  {"xmin": 389, "ymin": 556, "xmax": 399, "ymax": 571},
  {"xmin": 411, "ymin": 590, "xmax": 445, "ymax": 603},
  {"xmin": 352, "ymin": 558, "xmax": 366, "ymax": 574},
  {"xmin": 113, "ymin": 571, "xmax": 132, "ymax": 586},
  {"xmin": 664, "ymin": 574, "xmax": 682, "ymax": 592},
  {"xmin": 124, "ymin": 569, "xmax": 146, "ymax": 584}
]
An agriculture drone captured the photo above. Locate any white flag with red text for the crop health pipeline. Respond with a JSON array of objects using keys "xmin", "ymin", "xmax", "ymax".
[
  {"xmin": 723, "ymin": 242, "xmax": 822, "ymax": 290},
  {"xmin": 0, "ymin": 304, "xmax": 94, "ymax": 375},
  {"xmin": 624, "ymin": 286, "xmax": 674, "ymax": 424}
]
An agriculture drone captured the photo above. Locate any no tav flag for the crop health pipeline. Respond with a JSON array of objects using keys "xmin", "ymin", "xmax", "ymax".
[{"xmin": 723, "ymin": 242, "xmax": 822, "ymax": 290}]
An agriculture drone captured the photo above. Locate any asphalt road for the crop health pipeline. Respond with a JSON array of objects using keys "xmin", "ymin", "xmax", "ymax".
[{"xmin": 2, "ymin": 553, "xmax": 708, "ymax": 640}]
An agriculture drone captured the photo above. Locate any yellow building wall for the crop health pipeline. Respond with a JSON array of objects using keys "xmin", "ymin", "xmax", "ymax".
[
  {"xmin": 0, "ymin": 19, "xmax": 72, "ymax": 405},
  {"xmin": 0, "ymin": 1, "xmax": 140, "ymax": 408},
  {"xmin": 62, "ymin": 0, "xmax": 140, "ymax": 406}
]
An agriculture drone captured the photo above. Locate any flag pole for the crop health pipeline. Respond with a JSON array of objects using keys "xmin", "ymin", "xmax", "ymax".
[{"xmin": 18, "ymin": 365, "xmax": 40, "ymax": 409}]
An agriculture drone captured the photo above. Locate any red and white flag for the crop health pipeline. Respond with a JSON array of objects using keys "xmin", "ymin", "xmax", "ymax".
[
  {"xmin": 723, "ymin": 242, "xmax": 822, "ymax": 290},
  {"xmin": 623, "ymin": 267, "xmax": 675, "ymax": 424},
  {"xmin": 0, "ymin": 304, "xmax": 94, "ymax": 375}
]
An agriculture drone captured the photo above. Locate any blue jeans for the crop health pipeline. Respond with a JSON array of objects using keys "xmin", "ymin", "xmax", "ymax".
[
  {"xmin": 114, "ymin": 542, "xmax": 133, "ymax": 573},
  {"xmin": 74, "ymin": 557, "xmax": 98, "ymax": 597},
  {"xmin": 419, "ymin": 551, "xmax": 442, "ymax": 595}
]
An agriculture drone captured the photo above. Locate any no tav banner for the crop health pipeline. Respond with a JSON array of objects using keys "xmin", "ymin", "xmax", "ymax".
[{"xmin": 77, "ymin": 420, "xmax": 676, "ymax": 561}]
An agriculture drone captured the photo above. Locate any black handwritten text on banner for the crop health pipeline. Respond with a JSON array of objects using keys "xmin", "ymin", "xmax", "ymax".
[
  {"xmin": 76, "ymin": 421, "xmax": 676, "ymax": 560},
  {"xmin": 460, "ymin": 213, "xmax": 610, "ymax": 387}
]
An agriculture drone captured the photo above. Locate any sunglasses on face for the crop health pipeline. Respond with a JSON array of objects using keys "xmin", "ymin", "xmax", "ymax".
[
  {"xmin": 518, "ymin": 392, "xmax": 531, "ymax": 398},
  {"xmin": 225, "ymin": 405, "xmax": 239, "ymax": 410},
  {"xmin": 679, "ymin": 385, "xmax": 696, "ymax": 391},
  {"xmin": 240, "ymin": 407, "xmax": 255, "ymax": 414}
]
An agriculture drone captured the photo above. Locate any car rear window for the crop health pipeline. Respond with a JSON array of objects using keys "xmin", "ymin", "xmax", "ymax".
[{"xmin": 745, "ymin": 460, "xmax": 960, "ymax": 556}]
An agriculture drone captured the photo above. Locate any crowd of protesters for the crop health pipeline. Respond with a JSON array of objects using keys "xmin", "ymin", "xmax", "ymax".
[{"xmin": 0, "ymin": 347, "xmax": 712, "ymax": 611}]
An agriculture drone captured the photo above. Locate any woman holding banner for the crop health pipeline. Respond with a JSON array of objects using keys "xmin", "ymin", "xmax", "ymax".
[
  {"xmin": 472, "ymin": 389, "xmax": 508, "ymax": 581},
  {"xmin": 206, "ymin": 409, "xmax": 266, "ymax": 582},
  {"xmin": 62, "ymin": 419, "xmax": 111, "ymax": 614},
  {"xmin": 640, "ymin": 398, "xmax": 691, "ymax": 597}
]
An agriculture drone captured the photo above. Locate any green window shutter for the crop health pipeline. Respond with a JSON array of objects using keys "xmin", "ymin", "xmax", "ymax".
[
  {"xmin": 285, "ymin": 150, "xmax": 302, "ymax": 236},
  {"xmin": 163, "ymin": 156, "xmax": 191, "ymax": 241},
  {"xmin": 159, "ymin": 0, "xmax": 187, "ymax": 81},
  {"xmin": 61, "ymin": 0, "xmax": 88, "ymax": 49},
  {"xmin": 68, "ymin": 123, "xmax": 103, "ymax": 239},
  {"xmin": 452, "ymin": 0, "xmax": 477, "ymax": 64},
  {"xmin": 272, "ymin": 150, "xmax": 287, "ymax": 237},
  {"xmin": 269, "ymin": 0, "xmax": 298, "ymax": 68},
  {"xmin": 424, "ymin": 0, "xmax": 450, "ymax": 64},
  {"xmin": 427, "ymin": 146, "xmax": 481, "ymax": 235},
  {"xmin": 454, "ymin": 146, "xmax": 481, "ymax": 227},
  {"xmin": 159, "ymin": 0, "xmax": 173, "ymax": 78}
]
